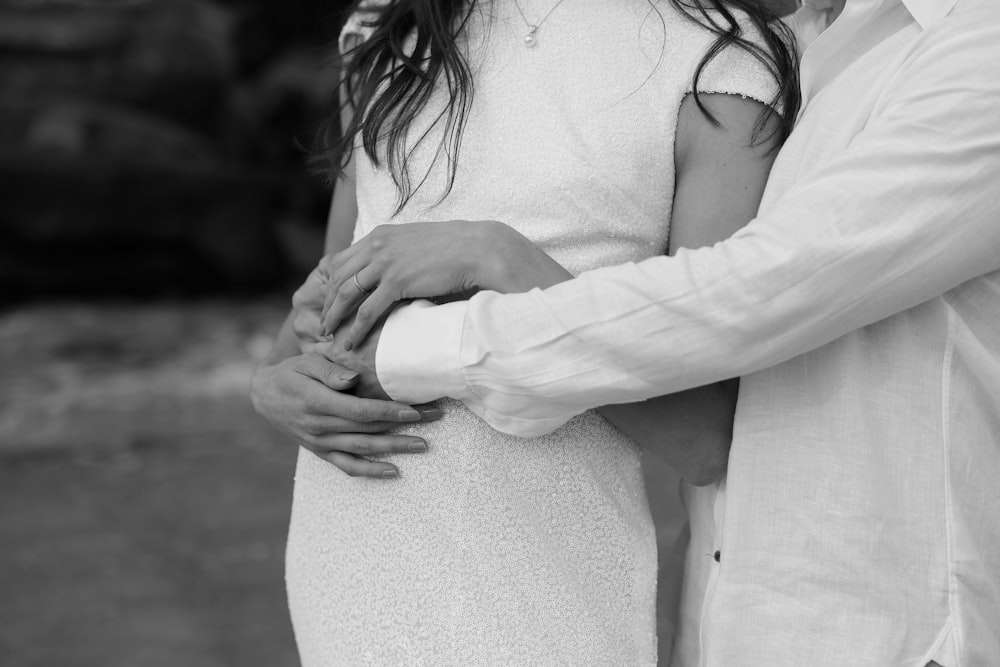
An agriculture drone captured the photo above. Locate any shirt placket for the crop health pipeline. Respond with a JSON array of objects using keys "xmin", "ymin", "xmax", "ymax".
[{"xmin": 798, "ymin": 0, "xmax": 886, "ymax": 112}]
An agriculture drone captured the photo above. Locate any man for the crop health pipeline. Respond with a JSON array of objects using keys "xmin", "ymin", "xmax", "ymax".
[{"xmin": 254, "ymin": 0, "xmax": 1000, "ymax": 663}]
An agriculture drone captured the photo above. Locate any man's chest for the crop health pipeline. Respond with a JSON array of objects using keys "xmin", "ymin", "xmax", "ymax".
[{"xmin": 762, "ymin": 19, "xmax": 923, "ymax": 203}]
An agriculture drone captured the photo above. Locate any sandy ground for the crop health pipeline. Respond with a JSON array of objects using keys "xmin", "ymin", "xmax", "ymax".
[
  {"xmin": 0, "ymin": 300, "xmax": 298, "ymax": 667},
  {"xmin": 0, "ymin": 300, "xmax": 686, "ymax": 666}
]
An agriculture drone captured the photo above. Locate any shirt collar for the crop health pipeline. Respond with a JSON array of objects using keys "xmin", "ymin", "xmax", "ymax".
[
  {"xmin": 900, "ymin": 0, "xmax": 960, "ymax": 29},
  {"xmin": 794, "ymin": 0, "xmax": 961, "ymax": 106},
  {"xmin": 801, "ymin": 0, "xmax": 961, "ymax": 31}
]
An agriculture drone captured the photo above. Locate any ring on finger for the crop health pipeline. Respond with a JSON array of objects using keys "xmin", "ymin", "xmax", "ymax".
[{"xmin": 352, "ymin": 272, "xmax": 373, "ymax": 295}]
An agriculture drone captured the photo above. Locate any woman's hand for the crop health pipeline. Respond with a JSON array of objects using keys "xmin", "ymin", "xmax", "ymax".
[
  {"xmin": 317, "ymin": 220, "xmax": 571, "ymax": 349},
  {"xmin": 250, "ymin": 352, "xmax": 442, "ymax": 478}
]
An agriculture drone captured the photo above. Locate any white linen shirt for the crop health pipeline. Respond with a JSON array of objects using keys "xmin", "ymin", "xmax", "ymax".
[{"xmin": 376, "ymin": 0, "xmax": 1000, "ymax": 664}]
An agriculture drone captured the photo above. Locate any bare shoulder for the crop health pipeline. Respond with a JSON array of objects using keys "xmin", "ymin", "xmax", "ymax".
[{"xmin": 675, "ymin": 93, "xmax": 781, "ymax": 168}]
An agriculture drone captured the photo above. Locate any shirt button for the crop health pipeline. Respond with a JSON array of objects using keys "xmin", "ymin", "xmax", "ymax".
[{"xmin": 713, "ymin": 550, "xmax": 721, "ymax": 563}]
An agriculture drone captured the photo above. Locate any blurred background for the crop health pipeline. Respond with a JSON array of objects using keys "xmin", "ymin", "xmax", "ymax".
[{"xmin": 0, "ymin": 1, "xmax": 350, "ymax": 665}]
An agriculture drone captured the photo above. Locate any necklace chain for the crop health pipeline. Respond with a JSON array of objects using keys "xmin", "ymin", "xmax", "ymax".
[{"xmin": 511, "ymin": 0, "xmax": 568, "ymax": 47}]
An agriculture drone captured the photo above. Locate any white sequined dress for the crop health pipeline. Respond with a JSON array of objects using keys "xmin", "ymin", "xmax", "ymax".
[{"xmin": 286, "ymin": 1, "xmax": 777, "ymax": 664}]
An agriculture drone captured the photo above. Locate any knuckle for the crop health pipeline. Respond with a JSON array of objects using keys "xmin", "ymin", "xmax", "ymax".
[
  {"xmin": 302, "ymin": 395, "xmax": 323, "ymax": 415},
  {"xmin": 299, "ymin": 388, "xmax": 317, "ymax": 410},
  {"xmin": 371, "ymin": 227, "xmax": 390, "ymax": 248},
  {"xmin": 292, "ymin": 314, "xmax": 310, "ymax": 336},
  {"xmin": 337, "ymin": 281, "xmax": 356, "ymax": 301},
  {"xmin": 347, "ymin": 421, "xmax": 379, "ymax": 434},
  {"xmin": 344, "ymin": 403, "xmax": 368, "ymax": 423},
  {"xmin": 292, "ymin": 290, "xmax": 314, "ymax": 311}
]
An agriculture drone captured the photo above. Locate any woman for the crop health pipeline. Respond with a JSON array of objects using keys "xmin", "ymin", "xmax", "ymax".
[{"xmin": 253, "ymin": 0, "xmax": 798, "ymax": 663}]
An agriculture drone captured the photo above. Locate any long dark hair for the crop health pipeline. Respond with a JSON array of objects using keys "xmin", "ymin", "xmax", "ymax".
[{"xmin": 314, "ymin": 0, "xmax": 800, "ymax": 211}]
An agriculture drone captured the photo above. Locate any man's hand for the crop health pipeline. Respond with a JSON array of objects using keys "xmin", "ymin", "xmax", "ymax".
[
  {"xmin": 291, "ymin": 264, "xmax": 393, "ymax": 400},
  {"xmin": 291, "ymin": 265, "xmax": 329, "ymax": 354},
  {"xmin": 250, "ymin": 351, "xmax": 441, "ymax": 478},
  {"xmin": 312, "ymin": 313, "xmax": 388, "ymax": 400}
]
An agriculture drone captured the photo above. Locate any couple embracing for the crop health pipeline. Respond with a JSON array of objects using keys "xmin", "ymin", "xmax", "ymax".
[{"xmin": 252, "ymin": 0, "xmax": 1000, "ymax": 664}]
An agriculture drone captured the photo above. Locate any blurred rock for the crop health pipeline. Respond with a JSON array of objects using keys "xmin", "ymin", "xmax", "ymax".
[
  {"xmin": 0, "ymin": 0, "xmax": 348, "ymax": 298},
  {"xmin": 0, "ymin": 98, "xmax": 289, "ymax": 295},
  {"xmin": 0, "ymin": 0, "xmax": 235, "ymax": 126}
]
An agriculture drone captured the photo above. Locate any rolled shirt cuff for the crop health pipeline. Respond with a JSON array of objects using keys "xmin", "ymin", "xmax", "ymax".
[{"xmin": 376, "ymin": 299, "xmax": 470, "ymax": 405}]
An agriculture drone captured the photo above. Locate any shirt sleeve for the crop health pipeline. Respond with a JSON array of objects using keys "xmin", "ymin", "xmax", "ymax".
[
  {"xmin": 690, "ymin": 11, "xmax": 784, "ymax": 113},
  {"xmin": 377, "ymin": 13, "xmax": 1000, "ymax": 437}
]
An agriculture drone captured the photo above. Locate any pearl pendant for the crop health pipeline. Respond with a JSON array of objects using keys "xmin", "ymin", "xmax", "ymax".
[{"xmin": 523, "ymin": 26, "xmax": 537, "ymax": 47}]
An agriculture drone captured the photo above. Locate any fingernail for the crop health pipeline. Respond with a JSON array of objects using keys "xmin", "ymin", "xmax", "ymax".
[
  {"xmin": 407, "ymin": 439, "xmax": 427, "ymax": 452},
  {"xmin": 398, "ymin": 408, "xmax": 422, "ymax": 421},
  {"xmin": 344, "ymin": 339, "xmax": 354, "ymax": 351},
  {"xmin": 338, "ymin": 371, "xmax": 359, "ymax": 383},
  {"xmin": 417, "ymin": 406, "xmax": 444, "ymax": 421},
  {"xmin": 381, "ymin": 469, "xmax": 399, "ymax": 479}
]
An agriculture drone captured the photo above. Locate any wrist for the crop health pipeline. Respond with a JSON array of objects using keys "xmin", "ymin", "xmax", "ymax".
[
  {"xmin": 467, "ymin": 220, "xmax": 572, "ymax": 293},
  {"xmin": 249, "ymin": 362, "xmax": 274, "ymax": 416},
  {"xmin": 376, "ymin": 299, "xmax": 469, "ymax": 404},
  {"xmin": 472, "ymin": 220, "xmax": 517, "ymax": 292}
]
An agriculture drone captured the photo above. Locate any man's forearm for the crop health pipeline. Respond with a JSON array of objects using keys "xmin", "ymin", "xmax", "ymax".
[
  {"xmin": 380, "ymin": 99, "xmax": 1000, "ymax": 435},
  {"xmin": 377, "ymin": 29, "xmax": 1000, "ymax": 436}
]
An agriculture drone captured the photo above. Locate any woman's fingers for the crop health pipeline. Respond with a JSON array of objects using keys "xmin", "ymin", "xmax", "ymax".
[
  {"xmin": 293, "ymin": 352, "xmax": 361, "ymax": 392},
  {"xmin": 295, "ymin": 356, "xmax": 428, "ymax": 424},
  {"xmin": 318, "ymin": 450, "xmax": 400, "ymax": 479},
  {"xmin": 314, "ymin": 433, "xmax": 428, "ymax": 457},
  {"xmin": 305, "ymin": 433, "xmax": 429, "ymax": 478},
  {"xmin": 345, "ymin": 283, "xmax": 396, "ymax": 350},
  {"xmin": 320, "ymin": 247, "xmax": 368, "ymax": 322},
  {"xmin": 321, "ymin": 272, "xmax": 369, "ymax": 336},
  {"xmin": 253, "ymin": 354, "xmax": 443, "ymax": 481},
  {"xmin": 320, "ymin": 240, "xmax": 363, "ymax": 280},
  {"xmin": 326, "ymin": 244, "xmax": 369, "ymax": 292}
]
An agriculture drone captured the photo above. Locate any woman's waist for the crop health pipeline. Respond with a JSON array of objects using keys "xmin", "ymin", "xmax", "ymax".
[
  {"xmin": 291, "ymin": 405, "xmax": 655, "ymax": 544},
  {"xmin": 389, "ymin": 398, "xmax": 639, "ymax": 455},
  {"xmin": 295, "ymin": 399, "xmax": 645, "ymax": 492}
]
